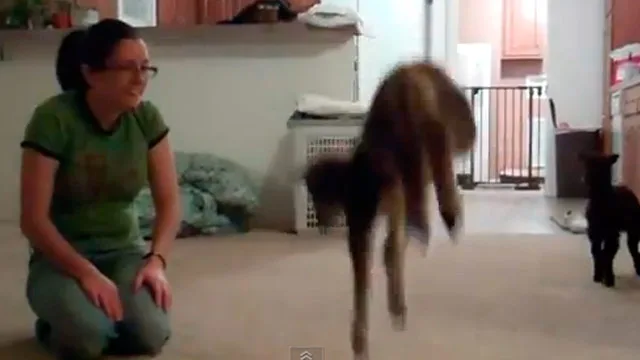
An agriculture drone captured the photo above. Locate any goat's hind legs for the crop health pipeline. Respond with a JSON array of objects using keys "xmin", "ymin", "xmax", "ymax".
[
  {"xmin": 589, "ymin": 240, "xmax": 604, "ymax": 284},
  {"xmin": 346, "ymin": 205, "xmax": 376, "ymax": 360},
  {"xmin": 431, "ymin": 141, "xmax": 463, "ymax": 243},
  {"xmin": 602, "ymin": 234, "xmax": 620, "ymax": 288},
  {"xmin": 587, "ymin": 227, "xmax": 605, "ymax": 284},
  {"xmin": 626, "ymin": 230, "xmax": 640, "ymax": 276},
  {"xmin": 384, "ymin": 182, "xmax": 409, "ymax": 331}
]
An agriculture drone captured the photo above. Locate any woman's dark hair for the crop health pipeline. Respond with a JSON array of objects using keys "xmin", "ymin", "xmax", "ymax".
[
  {"xmin": 55, "ymin": 29, "xmax": 87, "ymax": 91},
  {"xmin": 55, "ymin": 19, "xmax": 139, "ymax": 92}
]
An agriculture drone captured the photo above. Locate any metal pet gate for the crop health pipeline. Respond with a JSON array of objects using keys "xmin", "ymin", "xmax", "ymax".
[
  {"xmin": 291, "ymin": 86, "xmax": 547, "ymax": 233},
  {"xmin": 456, "ymin": 85, "xmax": 547, "ymax": 190}
]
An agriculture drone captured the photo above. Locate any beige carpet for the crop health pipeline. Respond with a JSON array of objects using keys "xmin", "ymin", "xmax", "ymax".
[{"xmin": 1, "ymin": 225, "xmax": 640, "ymax": 360}]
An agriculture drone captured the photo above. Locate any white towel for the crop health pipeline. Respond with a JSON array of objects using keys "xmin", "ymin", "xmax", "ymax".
[
  {"xmin": 297, "ymin": 3, "xmax": 371, "ymax": 37},
  {"xmin": 564, "ymin": 210, "xmax": 587, "ymax": 233},
  {"xmin": 296, "ymin": 94, "xmax": 368, "ymax": 117}
]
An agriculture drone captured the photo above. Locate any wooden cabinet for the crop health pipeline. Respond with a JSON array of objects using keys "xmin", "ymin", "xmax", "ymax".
[
  {"xmin": 159, "ymin": 0, "xmax": 248, "ymax": 26},
  {"xmin": 611, "ymin": 0, "xmax": 640, "ymax": 50},
  {"xmin": 502, "ymin": 0, "xmax": 544, "ymax": 59},
  {"xmin": 604, "ymin": 0, "xmax": 640, "ymax": 143},
  {"xmin": 157, "ymin": 0, "xmax": 198, "ymax": 26},
  {"xmin": 83, "ymin": 0, "xmax": 253, "ymax": 26},
  {"xmin": 622, "ymin": 116, "xmax": 640, "ymax": 196},
  {"xmin": 146, "ymin": 0, "xmax": 320, "ymax": 27},
  {"xmin": 0, "ymin": 0, "xmax": 320, "ymax": 31},
  {"xmin": 30, "ymin": 0, "xmax": 321, "ymax": 28},
  {"xmin": 621, "ymin": 83, "xmax": 640, "ymax": 196},
  {"xmin": 199, "ymin": 0, "xmax": 320, "ymax": 25},
  {"xmin": 603, "ymin": 0, "xmax": 613, "ymax": 151}
]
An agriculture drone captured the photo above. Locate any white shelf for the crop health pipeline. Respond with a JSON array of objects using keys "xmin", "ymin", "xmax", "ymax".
[{"xmin": 0, "ymin": 21, "xmax": 359, "ymax": 61}]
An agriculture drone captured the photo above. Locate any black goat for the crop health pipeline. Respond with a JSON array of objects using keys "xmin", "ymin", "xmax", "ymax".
[{"xmin": 581, "ymin": 152, "xmax": 640, "ymax": 288}]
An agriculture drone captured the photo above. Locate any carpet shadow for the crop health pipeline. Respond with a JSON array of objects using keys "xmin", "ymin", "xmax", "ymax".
[
  {"xmin": 0, "ymin": 337, "xmax": 48, "ymax": 359},
  {"xmin": 167, "ymin": 232, "xmax": 341, "ymax": 283},
  {"xmin": 611, "ymin": 274, "xmax": 640, "ymax": 293}
]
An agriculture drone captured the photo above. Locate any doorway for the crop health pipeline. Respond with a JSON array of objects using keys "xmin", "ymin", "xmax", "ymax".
[
  {"xmin": 455, "ymin": 43, "xmax": 492, "ymax": 183},
  {"xmin": 356, "ymin": 0, "xmax": 429, "ymax": 104}
]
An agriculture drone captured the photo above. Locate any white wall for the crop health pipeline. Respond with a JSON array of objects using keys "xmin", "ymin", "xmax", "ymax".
[
  {"xmin": 429, "ymin": 0, "xmax": 447, "ymax": 65},
  {"xmin": 356, "ymin": 0, "xmax": 428, "ymax": 104},
  {"xmin": 544, "ymin": 0, "xmax": 605, "ymax": 196},
  {"xmin": 0, "ymin": 1, "xmax": 441, "ymax": 227},
  {"xmin": 0, "ymin": 26, "xmax": 356, "ymax": 230},
  {"xmin": 429, "ymin": 0, "xmax": 459, "ymax": 73}
]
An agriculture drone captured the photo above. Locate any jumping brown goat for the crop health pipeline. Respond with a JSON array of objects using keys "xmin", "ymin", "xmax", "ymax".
[{"xmin": 303, "ymin": 61, "xmax": 477, "ymax": 360}]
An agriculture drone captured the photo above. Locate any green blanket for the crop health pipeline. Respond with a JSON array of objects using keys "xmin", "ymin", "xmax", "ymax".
[{"xmin": 135, "ymin": 151, "xmax": 259, "ymax": 238}]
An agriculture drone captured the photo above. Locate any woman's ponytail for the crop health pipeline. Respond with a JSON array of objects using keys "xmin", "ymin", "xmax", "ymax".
[{"xmin": 55, "ymin": 29, "xmax": 88, "ymax": 92}]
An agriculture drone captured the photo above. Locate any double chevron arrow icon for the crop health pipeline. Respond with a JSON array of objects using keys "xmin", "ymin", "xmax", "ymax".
[{"xmin": 299, "ymin": 351, "xmax": 313, "ymax": 360}]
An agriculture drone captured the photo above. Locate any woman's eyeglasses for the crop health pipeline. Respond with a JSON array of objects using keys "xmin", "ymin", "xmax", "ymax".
[{"xmin": 104, "ymin": 63, "xmax": 159, "ymax": 79}]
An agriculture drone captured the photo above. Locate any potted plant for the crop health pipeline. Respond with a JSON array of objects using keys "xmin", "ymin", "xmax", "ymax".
[{"xmin": 5, "ymin": 0, "xmax": 48, "ymax": 29}]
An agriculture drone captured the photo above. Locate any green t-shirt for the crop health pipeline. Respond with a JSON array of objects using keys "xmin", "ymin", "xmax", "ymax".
[{"xmin": 21, "ymin": 91, "xmax": 169, "ymax": 254}]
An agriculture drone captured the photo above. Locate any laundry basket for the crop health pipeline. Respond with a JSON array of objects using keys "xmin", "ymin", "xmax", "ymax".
[{"xmin": 289, "ymin": 118, "xmax": 363, "ymax": 235}]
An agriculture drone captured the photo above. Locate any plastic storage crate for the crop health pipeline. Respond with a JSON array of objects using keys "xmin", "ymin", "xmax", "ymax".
[{"xmin": 290, "ymin": 120, "xmax": 363, "ymax": 234}]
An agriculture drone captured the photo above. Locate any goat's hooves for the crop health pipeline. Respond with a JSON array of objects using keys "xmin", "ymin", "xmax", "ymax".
[
  {"xmin": 351, "ymin": 324, "xmax": 368, "ymax": 360},
  {"xmin": 391, "ymin": 312, "xmax": 407, "ymax": 331},
  {"xmin": 440, "ymin": 210, "xmax": 459, "ymax": 232},
  {"xmin": 419, "ymin": 244, "xmax": 428, "ymax": 257},
  {"xmin": 592, "ymin": 274, "xmax": 602, "ymax": 283},
  {"xmin": 447, "ymin": 225, "xmax": 461, "ymax": 244},
  {"xmin": 602, "ymin": 277, "xmax": 615, "ymax": 288}
]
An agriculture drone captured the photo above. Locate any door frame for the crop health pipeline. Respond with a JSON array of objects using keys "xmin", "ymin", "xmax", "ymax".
[
  {"xmin": 456, "ymin": 43, "xmax": 492, "ymax": 182},
  {"xmin": 354, "ymin": 0, "xmax": 459, "ymax": 100},
  {"xmin": 354, "ymin": 0, "xmax": 432, "ymax": 103}
]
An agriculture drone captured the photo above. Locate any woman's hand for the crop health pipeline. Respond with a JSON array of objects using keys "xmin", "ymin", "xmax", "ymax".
[
  {"xmin": 78, "ymin": 268, "xmax": 123, "ymax": 321},
  {"xmin": 134, "ymin": 256, "xmax": 172, "ymax": 311}
]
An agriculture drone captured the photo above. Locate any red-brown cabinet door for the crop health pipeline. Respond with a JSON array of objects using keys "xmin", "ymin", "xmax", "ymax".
[
  {"xmin": 157, "ymin": 0, "xmax": 178, "ymax": 26},
  {"xmin": 623, "ymin": 121, "xmax": 640, "ymax": 195},
  {"xmin": 290, "ymin": 0, "xmax": 320, "ymax": 12},
  {"xmin": 204, "ymin": 0, "xmax": 252, "ymax": 23},
  {"xmin": 205, "ymin": 0, "xmax": 321, "ymax": 24},
  {"xmin": 622, "ymin": 84, "xmax": 640, "ymax": 196},
  {"xmin": 158, "ymin": 0, "xmax": 238, "ymax": 26},
  {"xmin": 502, "ymin": 0, "xmax": 543, "ymax": 59},
  {"xmin": 158, "ymin": 0, "xmax": 322, "ymax": 27},
  {"xmin": 611, "ymin": 0, "xmax": 640, "ymax": 50},
  {"xmin": 157, "ymin": 0, "xmax": 198, "ymax": 26}
]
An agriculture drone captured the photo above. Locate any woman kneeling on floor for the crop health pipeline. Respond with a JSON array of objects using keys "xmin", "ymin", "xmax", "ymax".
[{"xmin": 19, "ymin": 18, "xmax": 181, "ymax": 359}]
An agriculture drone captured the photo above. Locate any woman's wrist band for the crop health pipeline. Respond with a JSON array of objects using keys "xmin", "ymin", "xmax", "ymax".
[{"xmin": 143, "ymin": 252, "xmax": 167, "ymax": 269}]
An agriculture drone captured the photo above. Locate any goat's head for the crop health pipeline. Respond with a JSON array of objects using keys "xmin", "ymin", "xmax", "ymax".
[
  {"xmin": 579, "ymin": 151, "xmax": 619, "ymax": 190},
  {"xmin": 368, "ymin": 61, "xmax": 477, "ymax": 155},
  {"xmin": 303, "ymin": 154, "xmax": 351, "ymax": 234}
]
